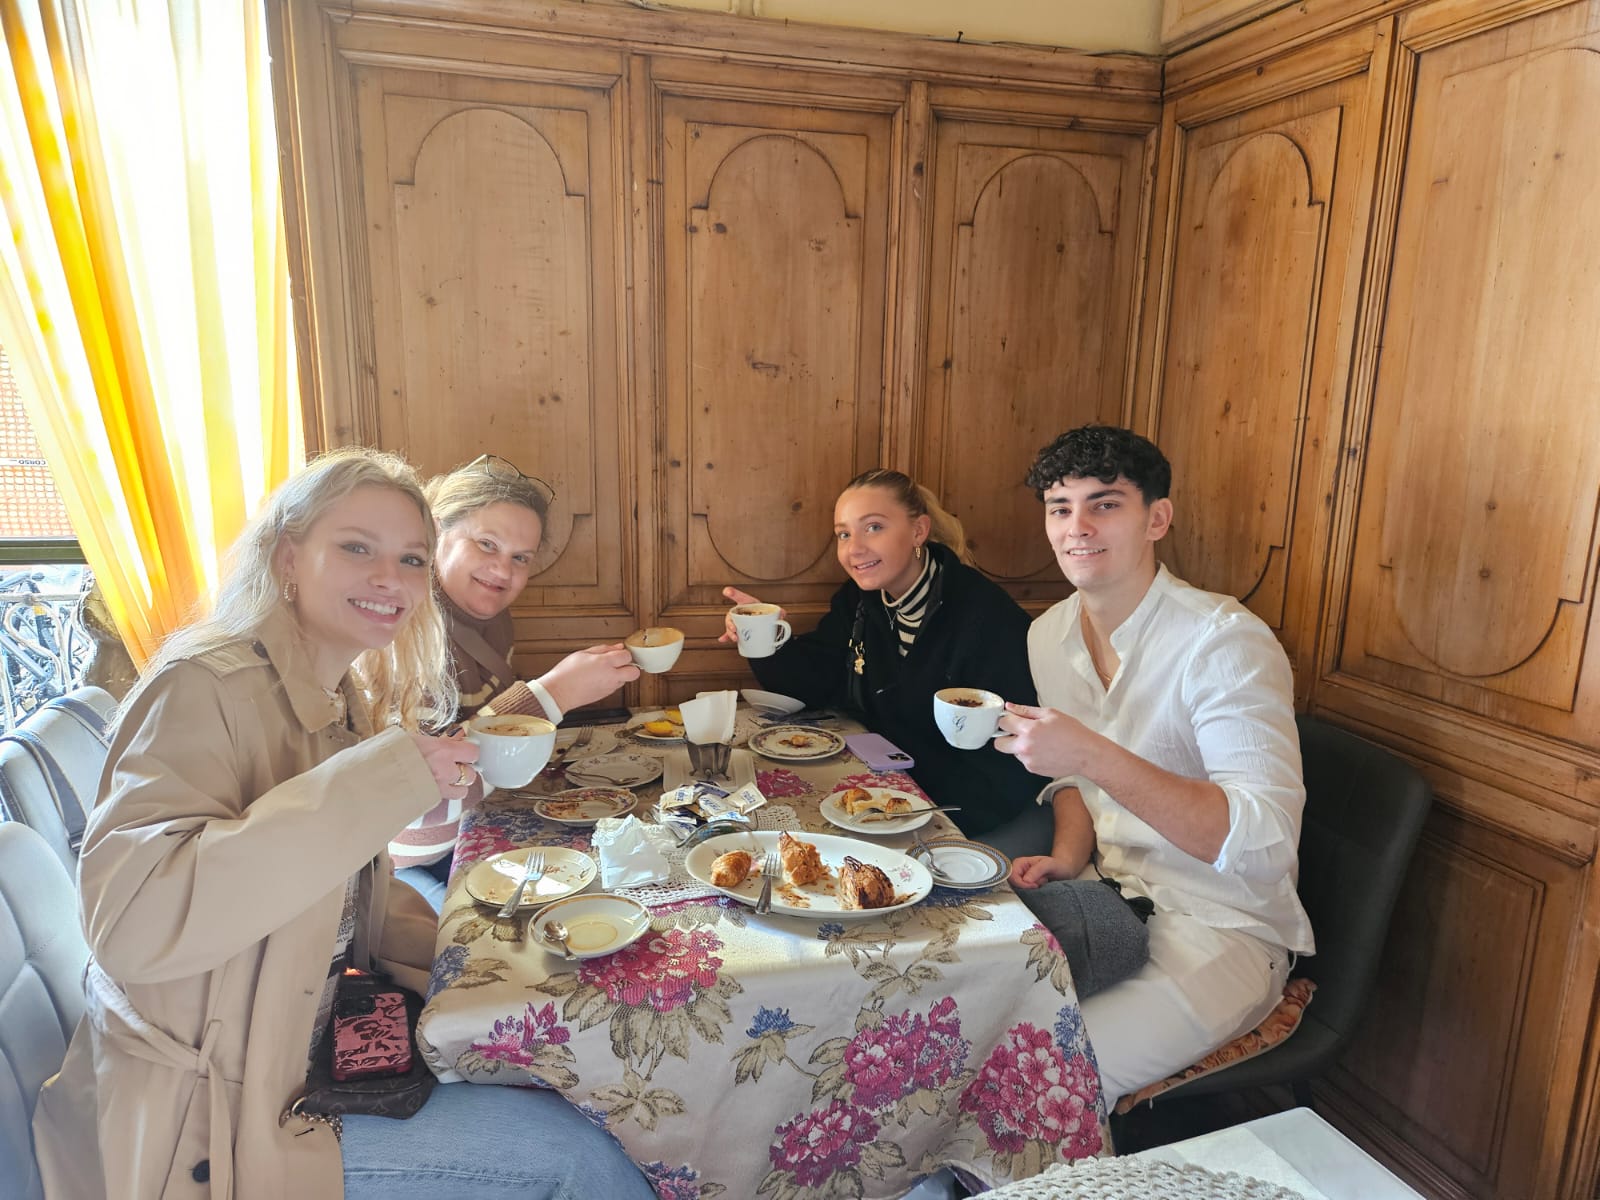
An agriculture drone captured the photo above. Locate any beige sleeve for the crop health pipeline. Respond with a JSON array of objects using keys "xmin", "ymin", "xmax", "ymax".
[{"xmin": 78, "ymin": 662, "xmax": 441, "ymax": 985}]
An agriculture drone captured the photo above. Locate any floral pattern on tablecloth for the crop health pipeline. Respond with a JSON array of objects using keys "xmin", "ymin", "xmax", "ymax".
[{"xmin": 420, "ymin": 710, "xmax": 1107, "ymax": 1199}]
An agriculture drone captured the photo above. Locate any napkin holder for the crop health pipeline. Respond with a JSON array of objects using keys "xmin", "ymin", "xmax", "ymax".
[{"xmin": 686, "ymin": 740, "xmax": 732, "ymax": 779}]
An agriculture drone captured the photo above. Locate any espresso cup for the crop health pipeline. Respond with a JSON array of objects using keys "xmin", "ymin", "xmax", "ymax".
[
  {"xmin": 465, "ymin": 714, "xmax": 557, "ymax": 789},
  {"xmin": 625, "ymin": 626, "xmax": 685, "ymax": 673},
  {"xmin": 933, "ymin": 687, "xmax": 1005, "ymax": 750},
  {"xmin": 729, "ymin": 604, "xmax": 792, "ymax": 659}
]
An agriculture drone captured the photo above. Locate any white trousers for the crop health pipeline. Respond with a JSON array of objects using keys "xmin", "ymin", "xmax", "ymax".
[{"xmin": 1080, "ymin": 909, "xmax": 1290, "ymax": 1110}]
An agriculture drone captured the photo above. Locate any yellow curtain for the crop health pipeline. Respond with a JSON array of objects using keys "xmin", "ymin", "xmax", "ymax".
[{"xmin": 0, "ymin": 0, "xmax": 303, "ymax": 666}]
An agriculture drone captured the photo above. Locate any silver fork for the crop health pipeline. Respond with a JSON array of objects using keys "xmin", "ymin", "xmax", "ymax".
[
  {"xmin": 754, "ymin": 849, "xmax": 781, "ymax": 915},
  {"xmin": 497, "ymin": 849, "xmax": 545, "ymax": 918}
]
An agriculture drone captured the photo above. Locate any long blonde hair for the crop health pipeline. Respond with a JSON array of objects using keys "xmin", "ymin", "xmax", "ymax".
[
  {"xmin": 131, "ymin": 447, "xmax": 457, "ymax": 731},
  {"xmin": 843, "ymin": 468, "xmax": 973, "ymax": 565}
]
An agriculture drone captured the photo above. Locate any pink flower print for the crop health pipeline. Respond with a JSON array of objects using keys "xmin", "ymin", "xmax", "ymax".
[
  {"xmin": 842, "ymin": 999, "xmax": 970, "ymax": 1110},
  {"xmin": 1032, "ymin": 922, "xmax": 1064, "ymax": 955},
  {"xmin": 756, "ymin": 768, "xmax": 812, "ymax": 798},
  {"xmin": 470, "ymin": 1001, "xmax": 571, "ymax": 1068},
  {"xmin": 770, "ymin": 1100, "xmax": 881, "ymax": 1188},
  {"xmin": 959, "ymin": 1023, "xmax": 1102, "ymax": 1156},
  {"xmin": 582, "ymin": 927, "xmax": 724, "ymax": 1013}
]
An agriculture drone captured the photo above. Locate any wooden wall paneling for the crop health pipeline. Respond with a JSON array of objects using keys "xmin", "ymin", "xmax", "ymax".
[
  {"xmin": 1337, "ymin": 1, "xmax": 1600, "ymax": 745},
  {"xmin": 1162, "ymin": 0, "xmax": 1298, "ymax": 51},
  {"xmin": 918, "ymin": 93, "xmax": 1155, "ymax": 609},
  {"xmin": 651, "ymin": 61, "xmax": 905, "ymax": 694},
  {"xmin": 1317, "ymin": 799, "xmax": 1586, "ymax": 1199},
  {"xmin": 1141, "ymin": 26, "xmax": 1390, "ymax": 692}
]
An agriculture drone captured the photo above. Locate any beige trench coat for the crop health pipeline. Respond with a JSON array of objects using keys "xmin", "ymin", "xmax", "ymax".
[{"xmin": 32, "ymin": 607, "xmax": 442, "ymax": 1200}]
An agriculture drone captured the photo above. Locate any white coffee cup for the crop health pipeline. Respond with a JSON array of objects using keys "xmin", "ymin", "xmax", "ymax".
[
  {"xmin": 729, "ymin": 604, "xmax": 792, "ymax": 659},
  {"xmin": 933, "ymin": 687, "xmax": 1005, "ymax": 750},
  {"xmin": 465, "ymin": 714, "xmax": 557, "ymax": 789},
  {"xmin": 625, "ymin": 626, "xmax": 685, "ymax": 673}
]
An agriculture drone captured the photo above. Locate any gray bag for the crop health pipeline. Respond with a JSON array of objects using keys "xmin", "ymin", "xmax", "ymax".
[{"xmin": 1017, "ymin": 876, "xmax": 1152, "ymax": 999}]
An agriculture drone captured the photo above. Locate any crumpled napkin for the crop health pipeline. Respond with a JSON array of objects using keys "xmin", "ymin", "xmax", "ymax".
[
  {"xmin": 680, "ymin": 690, "xmax": 736, "ymax": 745},
  {"xmin": 591, "ymin": 815, "xmax": 675, "ymax": 888}
]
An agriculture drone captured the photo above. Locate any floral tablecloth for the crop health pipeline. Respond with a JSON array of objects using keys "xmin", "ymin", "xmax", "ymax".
[{"xmin": 417, "ymin": 710, "xmax": 1107, "ymax": 1199}]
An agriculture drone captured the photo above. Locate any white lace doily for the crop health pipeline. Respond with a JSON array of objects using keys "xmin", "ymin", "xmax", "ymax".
[
  {"xmin": 981, "ymin": 1158, "xmax": 1311, "ymax": 1200},
  {"xmin": 613, "ymin": 805, "xmax": 802, "ymax": 907}
]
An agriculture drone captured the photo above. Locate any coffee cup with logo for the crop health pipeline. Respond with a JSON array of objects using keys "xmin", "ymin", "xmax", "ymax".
[
  {"xmin": 626, "ymin": 626, "xmax": 685, "ymax": 674},
  {"xmin": 729, "ymin": 603, "xmax": 792, "ymax": 659},
  {"xmin": 933, "ymin": 687, "xmax": 1005, "ymax": 750},
  {"xmin": 465, "ymin": 714, "xmax": 557, "ymax": 789}
]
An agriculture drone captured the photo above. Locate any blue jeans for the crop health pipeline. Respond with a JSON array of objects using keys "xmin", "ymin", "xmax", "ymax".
[
  {"xmin": 342, "ymin": 1082, "xmax": 656, "ymax": 1199},
  {"xmin": 395, "ymin": 858, "xmax": 450, "ymax": 913}
]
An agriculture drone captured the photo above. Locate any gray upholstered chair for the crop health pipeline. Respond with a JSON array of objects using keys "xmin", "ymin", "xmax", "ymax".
[
  {"xmin": 0, "ymin": 686, "xmax": 117, "ymax": 873},
  {"xmin": 0, "ymin": 821, "xmax": 89, "ymax": 1200},
  {"xmin": 1149, "ymin": 714, "xmax": 1433, "ymax": 1108}
]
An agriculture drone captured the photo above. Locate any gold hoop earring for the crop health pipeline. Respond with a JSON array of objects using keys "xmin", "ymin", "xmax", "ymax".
[{"xmin": 282, "ymin": 579, "xmax": 298, "ymax": 603}]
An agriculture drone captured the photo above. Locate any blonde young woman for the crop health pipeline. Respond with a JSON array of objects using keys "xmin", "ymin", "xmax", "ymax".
[
  {"xmin": 32, "ymin": 449, "xmax": 653, "ymax": 1200},
  {"xmin": 390, "ymin": 455, "xmax": 639, "ymax": 905},
  {"xmin": 723, "ymin": 468, "xmax": 1047, "ymax": 846}
]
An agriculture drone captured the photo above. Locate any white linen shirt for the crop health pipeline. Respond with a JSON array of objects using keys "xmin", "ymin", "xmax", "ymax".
[{"xmin": 1030, "ymin": 565, "xmax": 1314, "ymax": 954}]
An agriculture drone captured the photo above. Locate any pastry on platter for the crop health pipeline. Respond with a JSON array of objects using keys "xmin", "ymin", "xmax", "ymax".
[
  {"xmin": 837, "ymin": 856, "xmax": 894, "ymax": 909},
  {"xmin": 710, "ymin": 850, "xmax": 753, "ymax": 888},
  {"xmin": 778, "ymin": 831, "xmax": 825, "ymax": 886}
]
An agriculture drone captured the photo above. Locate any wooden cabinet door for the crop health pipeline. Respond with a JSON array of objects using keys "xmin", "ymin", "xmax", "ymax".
[
  {"xmin": 919, "ymin": 101, "xmax": 1152, "ymax": 608},
  {"xmin": 650, "ymin": 63, "xmax": 903, "ymax": 691},
  {"xmin": 1145, "ymin": 28, "xmax": 1387, "ymax": 692}
]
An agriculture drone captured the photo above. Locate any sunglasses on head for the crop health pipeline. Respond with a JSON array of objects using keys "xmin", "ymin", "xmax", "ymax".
[{"xmin": 466, "ymin": 454, "xmax": 557, "ymax": 506}]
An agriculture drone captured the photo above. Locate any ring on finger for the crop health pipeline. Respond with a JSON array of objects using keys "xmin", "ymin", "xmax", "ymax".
[{"xmin": 454, "ymin": 761, "xmax": 475, "ymax": 787}]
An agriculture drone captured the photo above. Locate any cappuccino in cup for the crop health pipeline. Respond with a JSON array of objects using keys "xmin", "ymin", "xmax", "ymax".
[
  {"xmin": 626, "ymin": 626, "xmax": 685, "ymax": 673},
  {"xmin": 933, "ymin": 687, "xmax": 1004, "ymax": 750},
  {"xmin": 466, "ymin": 714, "xmax": 557, "ymax": 788},
  {"xmin": 729, "ymin": 604, "xmax": 792, "ymax": 659}
]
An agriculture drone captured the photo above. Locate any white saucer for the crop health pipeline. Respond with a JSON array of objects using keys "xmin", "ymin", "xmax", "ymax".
[
  {"xmin": 564, "ymin": 752, "xmax": 665, "ymax": 788},
  {"xmin": 530, "ymin": 893, "xmax": 651, "ymax": 959},
  {"xmin": 741, "ymin": 689, "xmax": 805, "ymax": 715},
  {"xmin": 916, "ymin": 839, "xmax": 1010, "ymax": 890},
  {"xmin": 464, "ymin": 846, "xmax": 597, "ymax": 909}
]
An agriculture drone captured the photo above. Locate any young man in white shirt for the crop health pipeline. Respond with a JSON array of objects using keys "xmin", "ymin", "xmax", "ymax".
[{"xmin": 995, "ymin": 425, "xmax": 1315, "ymax": 1110}]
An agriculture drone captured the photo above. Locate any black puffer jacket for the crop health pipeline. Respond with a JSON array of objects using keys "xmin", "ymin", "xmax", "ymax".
[{"xmin": 749, "ymin": 542, "xmax": 1048, "ymax": 835}]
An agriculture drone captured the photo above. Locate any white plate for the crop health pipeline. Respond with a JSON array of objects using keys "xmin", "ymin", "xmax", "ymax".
[
  {"xmin": 464, "ymin": 846, "xmax": 597, "ymax": 910},
  {"xmin": 820, "ymin": 786, "xmax": 935, "ymax": 835},
  {"xmin": 662, "ymin": 747, "xmax": 758, "ymax": 793},
  {"xmin": 683, "ymin": 830, "xmax": 932, "ymax": 918},
  {"xmin": 916, "ymin": 838, "xmax": 1011, "ymax": 890},
  {"xmin": 555, "ymin": 726, "xmax": 618, "ymax": 761},
  {"xmin": 748, "ymin": 725, "xmax": 846, "ymax": 762},
  {"xmin": 564, "ymin": 752, "xmax": 665, "ymax": 788},
  {"xmin": 533, "ymin": 787, "xmax": 636, "ymax": 825},
  {"xmin": 530, "ymin": 893, "xmax": 651, "ymax": 959},
  {"xmin": 741, "ymin": 689, "xmax": 806, "ymax": 715}
]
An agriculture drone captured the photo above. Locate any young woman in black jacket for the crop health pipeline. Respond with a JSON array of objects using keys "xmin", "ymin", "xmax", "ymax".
[{"xmin": 722, "ymin": 469, "xmax": 1048, "ymax": 844}]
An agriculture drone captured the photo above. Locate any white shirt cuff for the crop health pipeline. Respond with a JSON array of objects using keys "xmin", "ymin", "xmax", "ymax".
[{"xmin": 528, "ymin": 679, "xmax": 564, "ymax": 725}]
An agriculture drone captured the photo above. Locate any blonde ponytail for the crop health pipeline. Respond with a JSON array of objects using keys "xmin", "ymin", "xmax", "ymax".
[{"xmin": 843, "ymin": 469, "xmax": 973, "ymax": 566}]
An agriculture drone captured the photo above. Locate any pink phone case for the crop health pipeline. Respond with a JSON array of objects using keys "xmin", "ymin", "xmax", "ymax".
[
  {"xmin": 331, "ymin": 988, "xmax": 412, "ymax": 1081},
  {"xmin": 845, "ymin": 732, "xmax": 915, "ymax": 772}
]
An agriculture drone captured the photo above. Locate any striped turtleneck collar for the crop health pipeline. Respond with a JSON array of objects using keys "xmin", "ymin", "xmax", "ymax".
[{"xmin": 882, "ymin": 550, "xmax": 940, "ymax": 656}]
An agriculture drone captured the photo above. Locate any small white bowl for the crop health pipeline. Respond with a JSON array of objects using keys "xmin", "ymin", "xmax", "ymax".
[
  {"xmin": 741, "ymin": 689, "xmax": 805, "ymax": 714},
  {"xmin": 530, "ymin": 893, "xmax": 651, "ymax": 959}
]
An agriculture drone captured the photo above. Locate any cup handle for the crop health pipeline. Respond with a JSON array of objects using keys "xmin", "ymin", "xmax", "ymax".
[{"xmin": 773, "ymin": 620, "xmax": 791, "ymax": 649}]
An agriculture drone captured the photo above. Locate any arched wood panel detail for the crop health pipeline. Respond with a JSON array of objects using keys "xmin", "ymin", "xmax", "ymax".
[
  {"xmin": 660, "ymin": 91, "xmax": 893, "ymax": 614},
  {"xmin": 1345, "ymin": 33, "xmax": 1600, "ymax": 718},
  {"xmin": 945, "ymin": 153, "xmax": 1113, "ymax": 581},
  {"xmin": 921, "ymin": 123, "xmax": 1148, "ymax": 599},
  {"xmin": 687, "ymin": 134, "xmax": 863, "ymax": 581},
  {"xmin": 1156, "ymin": 118, "xmax": 1332, "ymax": 629}
]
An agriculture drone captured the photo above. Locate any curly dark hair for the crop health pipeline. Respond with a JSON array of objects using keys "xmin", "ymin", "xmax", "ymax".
[{"xmin": 1024, "ymin": 425, "xmax": 1171, "ymax": 503}]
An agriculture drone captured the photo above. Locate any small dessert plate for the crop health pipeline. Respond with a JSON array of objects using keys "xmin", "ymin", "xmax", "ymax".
[
  {"xmin": 748, "ymin": 725, "xmax": 846, "ymax": 762},
  {"xmin": 563, "ymin": 752, "xmax": 665, "ymax": 788},
  {"xmin": 915, "ymin": 838, "xmax": 1010, "ymax": 890},
  {"xmin": 530, "ymin": 894, "xmax": 652, "ymax": 959},
  {"xmin": 534, "ymin": 787, "xmax": 636, "ymax": 825},
  {"xmin": 820, "ymin": 786, "xmax": 935, "ymax": 835},
  {"xmin": 741, "ymin": 689, "xmax": 806, "ymax": 715},
  {"xmin": 465, "ymin": 846, "xmax": 597, "ymax": 910}
]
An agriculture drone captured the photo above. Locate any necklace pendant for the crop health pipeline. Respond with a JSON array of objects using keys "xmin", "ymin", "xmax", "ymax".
[{"xmin": 853, "ymin": 651, "xmax": 865, "ymax": 675}]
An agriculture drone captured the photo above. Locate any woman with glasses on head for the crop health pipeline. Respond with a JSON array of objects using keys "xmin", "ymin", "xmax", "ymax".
[
  {"xmin": 721, "ymin": 468, "xmax": 1048, "ymax": 853},
  {"xmin": 32, "ymin": 447, "xmax": 655, "ymax": 1200},
  {"xmin": 391, "ymin": 454, "xmax": 640, "ymax": 907}
]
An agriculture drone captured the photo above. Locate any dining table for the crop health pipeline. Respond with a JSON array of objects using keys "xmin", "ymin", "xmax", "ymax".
[{"xmin": 416, "ymin": 703, "xmax": 1108, "ymax": 1199}]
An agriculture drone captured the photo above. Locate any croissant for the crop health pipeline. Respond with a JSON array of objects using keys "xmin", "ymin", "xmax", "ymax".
[
  {"xmin": 837, "ymin": 856, "xmax": 895, "ymax": 910},
  {"xmin": 710, "ymin": 850, "xmax": 753, "ymax": 888},
  {"xmin": 778, "ymin": 831, "xmax": 825, "ymax": 886}
]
